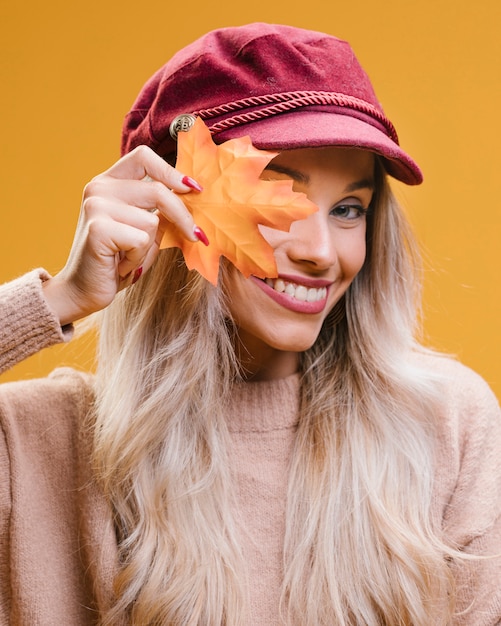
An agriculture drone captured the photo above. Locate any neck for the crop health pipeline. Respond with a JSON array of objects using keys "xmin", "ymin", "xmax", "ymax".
[{"xmin": 235, "ymin": 333, "xmax": 299, "ymax": 381}]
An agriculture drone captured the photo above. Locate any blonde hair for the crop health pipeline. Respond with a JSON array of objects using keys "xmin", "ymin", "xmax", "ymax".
[{"xmin": 93, "ymin": 162, "xmax": 457, "ymax": 624}]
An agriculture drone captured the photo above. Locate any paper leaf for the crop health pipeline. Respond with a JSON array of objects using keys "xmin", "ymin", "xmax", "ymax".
[{"xmin": 160, "ymin": 117, "xmax": 317, "ymax": 285}]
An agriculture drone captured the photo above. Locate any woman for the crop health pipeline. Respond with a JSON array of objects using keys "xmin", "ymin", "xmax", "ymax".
[{"xmin": 1, "ymin": 23, "xmax": 500, "ymax": 625}]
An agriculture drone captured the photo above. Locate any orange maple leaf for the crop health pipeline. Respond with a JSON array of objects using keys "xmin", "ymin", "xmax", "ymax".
[{"xmin": 159, "ymin": 117, "xmax": 317, "ymax": 285}]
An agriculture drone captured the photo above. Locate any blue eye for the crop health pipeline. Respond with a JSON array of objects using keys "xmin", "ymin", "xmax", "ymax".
[{"xmin": 331, "ymin": 204, "xmax": 368, "ymax": 220}]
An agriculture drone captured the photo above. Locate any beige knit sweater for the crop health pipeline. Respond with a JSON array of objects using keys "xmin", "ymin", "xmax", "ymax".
[{"xmin": 1, "ymin": 270, "xmax": 501, "ymax": 625}]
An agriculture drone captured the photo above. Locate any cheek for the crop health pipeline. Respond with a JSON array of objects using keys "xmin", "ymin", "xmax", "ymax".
[
  {"xmin": 338, "ymin": 231, "xmax": 367, "ymax": 279},
  {"xmin": 220, "ymin": 266, "xmax": 249, "ymax": 318},
  {"xmin": 353, "ymin": 241, "xmax": 367, "ymax": 275},
  {"xmin": 258, "ymin": 224, "xmax": 280, "ymax": 248}
]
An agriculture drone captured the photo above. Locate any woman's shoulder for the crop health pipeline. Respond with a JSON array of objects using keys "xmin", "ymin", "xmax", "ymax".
[
  {"xmin": 0, "ymin": 367, "xmax": 95, "ymax": 444},
  {"xmin": 414, "ymin": 350, "xmax": 501, "ymax": 444},
  {"xmin": 0, "ymin": 366, "xmax": 94, "ymax": 401},
  {"xmin": 415, "ymin": 349, "xmax": 498, "ymax": 404}
]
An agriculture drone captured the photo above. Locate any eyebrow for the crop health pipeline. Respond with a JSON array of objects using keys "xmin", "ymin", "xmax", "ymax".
[
  {"xmin": 344, "ymin": 178, "xmax": 375, "ymax": 193},
  {"xmin": 263, "ymin": 164, "xmax": 375, "ymax": 193},
  {"xmin": 263, "ymin": 164, "xmax": 310, "ymax": 184}
]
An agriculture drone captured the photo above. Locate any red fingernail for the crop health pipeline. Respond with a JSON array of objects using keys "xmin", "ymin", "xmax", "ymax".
[
  {"xmin": 132, "ymin": 267, "xmax": 143, "ymax": 284},
  {"xmin": 182, "ymin": 175, "xmax": 203, "ymax": 192},
  {"xmin": 193, "ymin": 226, "xmax": 209, "ymax": 246}
]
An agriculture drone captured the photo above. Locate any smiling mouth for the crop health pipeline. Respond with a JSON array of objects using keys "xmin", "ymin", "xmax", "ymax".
[{"xmin": 263, "ymin": 278, "xmax": 328, "ymax": 302}]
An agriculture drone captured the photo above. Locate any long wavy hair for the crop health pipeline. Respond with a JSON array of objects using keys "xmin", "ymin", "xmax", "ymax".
[{"xmin": 93, "ymin": 160, "xmax": 458, "ymax": 624}]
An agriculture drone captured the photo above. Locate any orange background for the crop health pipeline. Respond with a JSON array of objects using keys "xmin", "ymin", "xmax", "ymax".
[{"xmin": 1, "ymin": 1, "xmax": 501, "ymax": 396}]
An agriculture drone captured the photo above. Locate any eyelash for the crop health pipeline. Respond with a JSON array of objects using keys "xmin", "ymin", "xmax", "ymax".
[{"xmin": 330, "ymin": 204, "xmax": 369, "ymax": 220}]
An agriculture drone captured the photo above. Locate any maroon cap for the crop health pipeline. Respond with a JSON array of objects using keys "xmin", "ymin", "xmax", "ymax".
[{"xmin": 121, "ymin": 23, "xmax": 422, "ymax": 185}]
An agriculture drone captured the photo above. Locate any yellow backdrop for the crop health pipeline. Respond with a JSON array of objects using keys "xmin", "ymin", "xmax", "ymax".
[{"xmin": 1, "ymin": 1, "xmax": 501, "ymax": 397}]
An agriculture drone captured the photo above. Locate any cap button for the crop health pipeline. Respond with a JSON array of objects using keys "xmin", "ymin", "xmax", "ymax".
[{"xmin": 169, "ymin": 114, "xmax": 197, "ymax": 140}]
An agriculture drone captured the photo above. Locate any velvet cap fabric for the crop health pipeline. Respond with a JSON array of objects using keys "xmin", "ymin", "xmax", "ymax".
[{"xmin": 121, "ymin": 23, "xmax": 422, "ymax": 185}]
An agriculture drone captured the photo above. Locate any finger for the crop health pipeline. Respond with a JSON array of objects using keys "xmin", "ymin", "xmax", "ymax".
[
  {"xmin": 82, "ymin": 192, "xmax": 161, "ymax": 234},
  {"xmin": 118, "ymin": 231, "xmax": 164, "ymax": 290},
  {"xmin": 102, "ymin": 145, "xmax": 202, "ymax": 194},
  {"xmin": 85, "ymin": 178, "xmax": 198, "ymax": 242},
  {"xmin": 85, "ymin": 213, "xmax": 158, "ymax": 279},
  {"xmin": 112, "ymin": 224, "xmax": 157, "ymax": 278}
]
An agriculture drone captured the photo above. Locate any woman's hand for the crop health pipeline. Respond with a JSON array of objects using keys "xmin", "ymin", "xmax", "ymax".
[{"xmin": 42, "ymin": 145, "xmax": 204, "ymax": 327}]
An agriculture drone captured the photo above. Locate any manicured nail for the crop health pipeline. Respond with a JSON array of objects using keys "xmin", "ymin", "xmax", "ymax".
[
  {"xmin": 182, "ymin": 175, "xmax": 203, "ymax": 192},
  {"xmin": 193, "ymin": 226, "xmax": 209, "ymax": 246},
  {"xmin": 132, "ymin": 267, "xmax": 143, "ymax": 284}
]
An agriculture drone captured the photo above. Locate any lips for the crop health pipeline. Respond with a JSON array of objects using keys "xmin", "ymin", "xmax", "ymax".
[{"xmin": 250, "ymin": 275, "xmax": 332, "ymax": 314}]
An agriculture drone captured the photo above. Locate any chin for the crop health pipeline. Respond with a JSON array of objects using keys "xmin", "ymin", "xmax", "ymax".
[{"xmin": 263, "ymin": 328, "xmax": 322, "ymax": 353}]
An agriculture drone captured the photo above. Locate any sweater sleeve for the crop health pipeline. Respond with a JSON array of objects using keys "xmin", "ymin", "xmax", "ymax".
[
  {"xmin": 0, "ymin": 369, "xmax": 112, "ymax": 624},
  {"xmin": 0, "ymin": 270, "xmax": 73, "ymax": 375},
  {"xmin": 439, "ymin": 362, "xmax": 501, "ymax": 625}
]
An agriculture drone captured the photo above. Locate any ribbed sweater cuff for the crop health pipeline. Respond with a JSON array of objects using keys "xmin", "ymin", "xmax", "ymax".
[{"xmin": 0, "ymin": 269, "xmax": 73, "ymax": 374}]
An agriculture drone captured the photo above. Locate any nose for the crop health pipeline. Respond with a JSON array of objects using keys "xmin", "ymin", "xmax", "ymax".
[{"xmin": 285, "ymin": 210, "xmax": 337, "ymax": 271}]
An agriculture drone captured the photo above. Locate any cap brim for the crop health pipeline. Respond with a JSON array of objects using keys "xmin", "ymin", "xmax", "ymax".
[{"xmin": 212, "ymin": 110, "xmax": 422, "ymax": 185}]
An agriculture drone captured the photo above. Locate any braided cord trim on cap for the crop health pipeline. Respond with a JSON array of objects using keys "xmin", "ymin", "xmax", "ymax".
[{"xmin": 192, "ymin": 91, "xmax": 399, "ymax": 144}]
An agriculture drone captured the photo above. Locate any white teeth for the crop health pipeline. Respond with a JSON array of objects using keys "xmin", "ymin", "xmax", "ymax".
[
  {"xmin": 274, "ymin": 279, "xmax": 285, "ymax": 293},
  {"xmin": 307, "ymin": 288, "xmax": 318, "ymax": 302},
  {"xmin": 295, "ymin": 286, "xmax": 308, "ymax": 301},
  {"xmin": 264, "ymin": 278, "xmax": 327, "ymax": 302}
]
